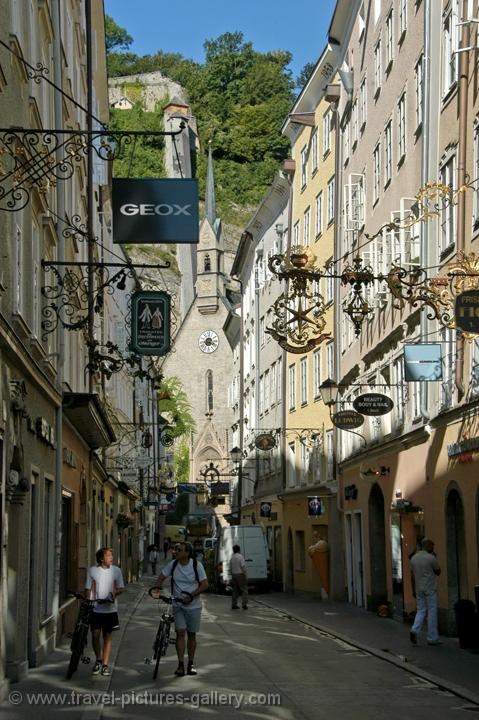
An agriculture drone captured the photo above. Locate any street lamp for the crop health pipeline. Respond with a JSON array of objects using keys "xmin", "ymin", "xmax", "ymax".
[
  {"xmin": 230, "ymin": 446, "xmax": 243, "ymax": 525},
  {"xmin": 319, "ymin": 378, "xmax": 339, "ymax": 408}
]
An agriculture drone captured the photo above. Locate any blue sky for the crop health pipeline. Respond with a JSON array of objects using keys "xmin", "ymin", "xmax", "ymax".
[{"xmin": 104, "ymin": 0, "xmax": 337, "ymax": 81}]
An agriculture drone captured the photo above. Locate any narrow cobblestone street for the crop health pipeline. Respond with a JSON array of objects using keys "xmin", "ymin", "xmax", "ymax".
[{"xmin": 2, "ymin": 580, "xmax": 479, "ymax": 720}]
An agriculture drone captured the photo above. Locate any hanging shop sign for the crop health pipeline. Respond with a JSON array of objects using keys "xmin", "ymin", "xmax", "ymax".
[
  {"xmin": 404, "ymin": 344, "xmax": 442, "ymax": 381},
  {"xmin": 447, "ymin": 435, "xmax": 479, "ymax": 458},
  {"xmin": 255, "ymin": 433, "xmax": 277, "ymax": 451},
  {"xmin": 455, "ymin": 290, "xmax": 479, "ymax": 334},
  {"xmin": 260, "ymin": 501, "xmax": 272, "ymax": 518},
  {"xmin": 121, "ymin": 468, "xmax": 138, "ymax": 484},
  {"xmin": 353, "ymin": 393, "xmax": 394, "ymax": 416},
  {"xmin": 130, "ymin": 291, "xmax": 171, "ymax": 356},
  {"xmin": 113, "ymin": 178, "xmax": 199, "ymax": 244},
  {"xmin": 209, "ymin": 481, "xmax": 230, "ymax": 496},
  {"xmin": 308, "ymin": 496, "xmax": 324, "ymax": 517},
  {"xmin": 332, "ymin": 410, "xmax": 364, "ymax": 430}
]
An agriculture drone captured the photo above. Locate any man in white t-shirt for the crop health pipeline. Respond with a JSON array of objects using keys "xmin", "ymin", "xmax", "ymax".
[
  {"xmin": 85, "ymin": 547, "xmax": 124, "ymax": 676},
  {"xmin": 410, "ymin": 538, "xmax": 441, "ymax": 646},
  {"xmin": 230, "ymin": 544, "xmax": 248, "ymax": 610},
  {"xmin": 155, "ymin": 541, "xmax": 208, "ymax": 676}
]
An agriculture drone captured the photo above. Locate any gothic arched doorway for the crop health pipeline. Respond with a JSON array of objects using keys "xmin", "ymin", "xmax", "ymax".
[
  {"xmin": 446, "ymin": 487, "xmax": 468, "ymax": 621},
  {"xmin": 368, "ymin": 483, "xmax": 387, "ymax": 610}
]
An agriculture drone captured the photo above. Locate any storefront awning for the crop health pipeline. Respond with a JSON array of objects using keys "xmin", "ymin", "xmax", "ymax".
[{"xmin": 63, "ymin": 393, "xmax": 116, "ymax": 449}]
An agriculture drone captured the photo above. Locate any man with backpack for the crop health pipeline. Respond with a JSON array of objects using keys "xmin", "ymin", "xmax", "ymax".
[{"xmin": 154, "ymin": 541, "xmax": 208, "ymax": 676}]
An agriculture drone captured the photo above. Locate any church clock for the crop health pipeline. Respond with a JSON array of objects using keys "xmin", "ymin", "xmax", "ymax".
[{"xmin": 198, "ymin": 330, "xmax": 219, "ymax": 353}]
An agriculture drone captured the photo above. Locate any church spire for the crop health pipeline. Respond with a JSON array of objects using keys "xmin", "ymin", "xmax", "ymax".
[{"xmin": 205, "ymin": 142, "xmax": 216, "ymax": 228}]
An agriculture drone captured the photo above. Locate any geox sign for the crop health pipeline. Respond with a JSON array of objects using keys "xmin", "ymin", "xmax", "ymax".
[{"xmin": 113, "ymin": 178, "xmax": 199, "ymax": 244}]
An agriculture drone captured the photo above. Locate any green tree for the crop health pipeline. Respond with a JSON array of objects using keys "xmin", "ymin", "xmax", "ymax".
[
  {"xmin": 296, "ymin": 61, "xmax": 316, "ymax": 90},
  {"xmin": 105, "ymin": 15, "xmax": 133, "ymax": 53}
]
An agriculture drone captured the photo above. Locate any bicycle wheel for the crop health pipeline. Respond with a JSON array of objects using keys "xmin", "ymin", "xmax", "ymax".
[
  {"xmin": 153, "ymin": 621, "xmax": 168, "ymax": 680},
  {"xmin": 66, "ymin": 625, "xmax": 88, "ymax": 679}
]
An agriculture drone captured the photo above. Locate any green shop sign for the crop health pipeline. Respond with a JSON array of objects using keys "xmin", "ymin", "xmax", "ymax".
[{"xmin": 130, "ymin": 291, "xmax": 171, "ymax": 356}]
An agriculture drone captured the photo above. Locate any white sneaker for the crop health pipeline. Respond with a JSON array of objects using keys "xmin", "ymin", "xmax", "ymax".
[{"xmin": 92, "ymin": 661, "xmax": 102, "ymax": 675}]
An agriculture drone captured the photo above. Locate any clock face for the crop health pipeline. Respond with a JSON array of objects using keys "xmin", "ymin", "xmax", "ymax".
[{"xmin": 198, "ymin": 330, "xmax": 219, "ymax": 353}]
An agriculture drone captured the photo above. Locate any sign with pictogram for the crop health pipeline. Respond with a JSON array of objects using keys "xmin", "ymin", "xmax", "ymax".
[{"xmin": 131, "ymin": 291, "xmax": 171, "ymax": 356}]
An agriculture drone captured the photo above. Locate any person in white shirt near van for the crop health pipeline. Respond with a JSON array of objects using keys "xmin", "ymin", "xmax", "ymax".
[{"xmin": 230, "ymin": 545, "xmax": 248, "ymax": 610}]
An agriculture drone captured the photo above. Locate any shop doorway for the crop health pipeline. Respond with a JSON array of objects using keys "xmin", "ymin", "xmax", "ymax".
[
  {"xmin": 345, "ymin": 512, "xmax": 365, "ymax": 606},
  {"xmin": 368, "ymin": 483, "xmax": 387, "ymax": 610},
  {"xmin": 446, "ymin": 488, "xmax": 468, "ymax": 611},
  {"xmin": 390, "ymin": 511, "xmax": 404, "ymax": 620},
  {"xmin": 273, "ymin": 525, "xmax": 282, "ymax": 585},
  {"xmin": 286, "ymin": 528, "xmax": 294, "ymax": 592}
]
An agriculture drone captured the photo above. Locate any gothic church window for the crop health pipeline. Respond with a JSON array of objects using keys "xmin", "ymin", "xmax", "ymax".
[
  {"xmin": 204, "ymin": 254, "xmax": 211, "ymax": 272},
  {"xmin": 206, "ymin": 370, "xmax": 213, "ymax": 411}
]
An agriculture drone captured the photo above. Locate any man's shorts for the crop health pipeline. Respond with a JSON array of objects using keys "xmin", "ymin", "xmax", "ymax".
[
  {"xmin": 173, "ymin": 606, "xmax": 202, "ymax": 633},
  {"xmin": 90, "ymin": 612, "xmax": 120, "ymax": 634}
]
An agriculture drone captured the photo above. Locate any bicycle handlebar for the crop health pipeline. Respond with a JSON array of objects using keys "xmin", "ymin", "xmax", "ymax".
[
  {"xmin": 67, "ymin": 591, "xmax": 114, "ymax": 604},
  {"xmin": 148, "ymin": 588, "xmax": 193, "ymax": 603}
]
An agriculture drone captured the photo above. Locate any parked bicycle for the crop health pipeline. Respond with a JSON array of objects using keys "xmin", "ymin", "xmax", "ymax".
[
  {"xmin": 147, "ymin": 588, "xmax": 192, "ymax": 680},
  {"xmin": 65, "ymin": 591, "xmax": 112, "ymax": 679}
]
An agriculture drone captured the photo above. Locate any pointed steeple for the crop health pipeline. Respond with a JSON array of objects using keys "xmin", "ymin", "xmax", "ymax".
[{"xmin": 205, "ymin": 142, "xmax": 216, "ymax": 228}]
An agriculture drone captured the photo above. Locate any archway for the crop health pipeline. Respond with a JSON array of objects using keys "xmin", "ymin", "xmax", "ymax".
[
  {"xmin": 368, "ymin": 483, "xmax": 387, "ymax": 610},
  {"xmin": 446, "ymin": 487, "xmax": 468, "ymax": 619}
]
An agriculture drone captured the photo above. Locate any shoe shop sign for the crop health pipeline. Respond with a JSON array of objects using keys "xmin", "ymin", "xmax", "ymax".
[
  {"xmin": 113, "ymin": 178, "xmax": 199, "ymax": 244},
  {"xmin": 130, "ymin": 291, "xmax": 171, "ymax": 356}
]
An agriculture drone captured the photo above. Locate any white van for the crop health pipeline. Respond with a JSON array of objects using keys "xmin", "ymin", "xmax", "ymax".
[{"xmin": 216, "ymin": 525, "xmax": 270, "ymax": 592}]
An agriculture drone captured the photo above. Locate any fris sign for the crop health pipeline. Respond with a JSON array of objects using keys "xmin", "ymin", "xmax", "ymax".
[
  {"xmin": 455, "ymin": 290, "xmax": 479, "ymax": 334},
  {"xmin": 113, "ymin": 178, "xmax": 199, "ymax": 244}
]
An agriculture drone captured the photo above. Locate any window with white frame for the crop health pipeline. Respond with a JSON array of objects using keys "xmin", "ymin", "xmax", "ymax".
[
  {"xmin": 373, "ymin": 143, "xmax": 381, "ymax": 203},
  {"xmin": 343, "ymin": 120, "xmax": 350, "ymax": 163},
  {"xmin": 385, "ymin": 119, "xmax": 392, "ymax": 185},
  {"xmin": 440, "ymin": 153, "xmax": 456, "ymax": 252},
  {"xmin": 326, "ymin": 341, "xmax": 334, "ymax": 379},
  {"xmin": 415, "ymin": 55, "xmax": 423, "ymax": 129},
  {"xmin": 359, "ymin": 3, "xmax": 366, "ymax": 39},
  {"xmin": 399, "ymin": 0, "xmax": 407, "ymax": 38},
  {"xmin": 289, "ymin": 364, "xmax": 296, "ymax": 409},
  {"xmin": 311, "ymin": 128, "xmax": 318, "ymax": 174},
  {"xmin": 397, "ymin": 93, "xmax": 406, "ymax": 163},
  {"xmin": 352, "ymin": 99, "xmax": 359, "ymax": 146},
  {"xmin": 32, "ymin": 220, "xmax": 40, "ymax": 336},
  {"xmin": 259, "ymin": 374, "xmax": 264, "ymax": 415},
  {"xmin": 323, "ymin": 109, "xmax": 332, "ymax": 155},
  {"xmin": 441, "ymin": 326, "xmax": 456, "ymax": 408},
  {"xmin": 300, "ymin": 443, "xmax": 309, "ymax": 484},
  {"xmin": 300, "ymin": 357, "xmax": 308, "ymax": 405},
  {"xmin": 277, "ymin": 356, "xmax": 282, "ymax": 401},
  {"xmin": 326, "ymin": 429, "xmax": 334, "ymax": 481},
  {"xmin": 393, "ymin": 356, "xmax": 405, "ymax": 427},
  {"xmin": 326, "ymin": 258, "xmax": 334, "ymax": 303},
  {"xmin": 374, "ymin": 40, "xmax": 382, "ymax": 95},
  {"xmin": 411, "ymin": 381, "xmax": 421, "ymax": 419},
  {"xmin": 13, "ymin": 213, "xmax": 24, "ymax": 316},
  {"xmin": 303, "ymin": 207, "xmax": 311, "ymax": 246},
  {"xmin": 301, "ymin": 145, "xmax": 307, "ymax": 188},
  {"xmin": 293, "ymin": 221, "xmax": 300, "ymax": 246},
  {"xmin": 288, "ymin": 441, "xmax": 296, "ymax": 487},
  {"xmin": 314, "ymin": 349, "xmax": 322, "ymax": 398},
  {"xmin": 270, "ymin": 362, "xmax": 276, "ymax": 405},
  {"xmin": 327, "ymin": 177, "xmax": 335, "ymax": 224},
  {"xmin": 264, "ymin": 369, "xmax": 270, "ymax": 411},
  {"xmin": 315, "ymin": 192, "xmax": 323, "ymax": 237},
  {"xmin": 474, "ymin": 122, "xmax": 479, "ymax": 227},
  {"xmin": 385, "ymin": 11, "xmax": 394, "ymax": 71},
  {"xmin": 374, "ymin": 0, "xmax": 381, "ymax": 24},
  {"xmin": 443, "ymin": 2, "xmax": 458, "ymax": 97},
  {"xmin": 471, "ymin": 338, "xmax": 479, "ymax": 395},
  {"xmin": 260, "ymin": 315, "xmax": 265, "ymax": 346},
  {"xmin": 360, "ymin": 77, "xmax": 367, "ymax": 129}
]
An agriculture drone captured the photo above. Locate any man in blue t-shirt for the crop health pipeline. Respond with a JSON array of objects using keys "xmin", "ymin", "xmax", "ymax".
[{"xmin": 155, "ymin": 541, "xmax": 208, "ymax": 676}]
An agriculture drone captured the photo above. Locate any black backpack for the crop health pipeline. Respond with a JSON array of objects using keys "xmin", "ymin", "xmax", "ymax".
[{"xmin": 171, "ymin": 558, "xmax": 200, "ymax": 595}]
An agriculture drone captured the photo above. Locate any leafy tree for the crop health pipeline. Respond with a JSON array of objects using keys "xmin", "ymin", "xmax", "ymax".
[
  {"xmin": 105, "ymin": 15, "xmax": 133, "ymax": 53},
  {"xmin": 108, "ymin": 103, "xmax": 166, "ymax": 178},
  {"xmin": 158, "ymin": 376, "xmax": 195, "ymax": 440},
  {"xmin": 296, "ymin": 61, "xmax": 316, "ymax": 90}
]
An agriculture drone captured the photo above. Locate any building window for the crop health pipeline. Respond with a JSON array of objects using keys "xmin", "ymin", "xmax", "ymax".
[
  {"xmin": 270, "ymin": 362, "xmax": 276, "ymax": 406},
  {"xmin": 13, "ymin": 215, "xmax": 23, "ymax": 315},
  {"xmin": 393, "ymin": 356, "xmax": 404, "ymax": 427},
  {"xmin": 32, "ymin": 220, "xmax": 40, "ymax": 337},
  {"xmin": 399, "ymin": 0, "xmax": 407, "ymax": 39},
  {"xmin": 374, "ymin": 40, "xmax": 382, "ymax": 96},
  {"xmin": 352, "ymin": 99, "xmax": 359, "ymax": 147},
  {"xmin": 264, "ymin": 369, "xmax": 270, "ymax": 411},
  {"xmin": 289, "ymin": 364, "xmax": 296, "ymax": 410},
  {"xmin": 204, "ymin": 254, "xmax": 211, "ymax": 272},
  {"xmin": 326, "ymin": 429, "xmax": 333, "ymax": 481},
  {"xmin": 301, "ymin": 145, "xmax": 307, "ymax": 188},
  {"xmin": 260, "ymin": 316, "xmax": 265, "ymax": 347},
  {"xmin": 326, "ymin": 257, "xmax": 334, "ymax": 304},
  {"xmin": 343, "ymin": 120, "xmax": 350, "ymax": 163},
  {"xmin": 474, "ymin": 122, "xmax": 479, "ymax": 227},
  {"xmin": 300, "ymin": 357, "xmax": 308, "ymax": 405},
  {"xmin": 293, "ymin": 221, "xmax": 300, "ymax": 246},
  {"xmin": 206, "ymin": 370, "xmax": 214, "ymax": 411},
  {"xmin": 440, "ymin": 154, "xmax": 456, "ymax": 253},
  {"xmin": 360, "ymin": 77, "xmax": 367, "ymax": 129},
  {"xmin": 43, "ymin": 478, "xmax": 55, "ymax": 619},
  {"xmin": 303, "ymin": 207, "xmax": 310, "ymax": 246},
  {"xmin": 359, "ymin": 2, "xmax": 366, "ymax": 39},
  {"xmin": 295, "ymin": 530, "xmax": 306, "ymax": 571},
  {"xmin": 327, "ymin": 177, "xmax": 335, "ymax": 224},
  {"xmin": 277, "ymin": 357, "xmax": 282, "ymax": 401},
  {"xmin": 326, "ymin": 341, "xmax": 334, "ymax": 379},
  {"xmin": 323, "ymin": 109, "xmax": 332, "ymax": 155},
  {"xmin": 415, "ymin": 55, "xmax": 423, "ymax": 130},
  {"xmin": 311, "ymin": 127, "xmax": 318, "ymax": 174},
  {"xmin": 315, "ymin": 192, "xmax": 323, "ymax": 237},
  {"xmin": 397, "ymin": 93, "xmax": 406, "ymax": 164},
  {"xmin": 384, "ymin": 120, "xmax": 392, "ymax": 185},
  {"xmin": 385, "ymin": 11, "xmax": 394, "ymax": 71},
  {"xmin": 313, "ymin": 349, "xmax": 322, "ymax": 398},
  {"xmin": 471, "ymin": 338, "xmax": 479, "ymax": 395},
  {"xmin": 373, "ymin": 143, "xmax": 381, "ymax": 204},
  {"xmin": 441, "ymin": 326, "xmax": 456, "ymax": 409},
  {"xmin": 443, "ymin": 3, "xmax": 458, "ymax": 97}
]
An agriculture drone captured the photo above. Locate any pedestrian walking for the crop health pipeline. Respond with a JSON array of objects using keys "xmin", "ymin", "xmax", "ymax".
[
  {"xmin": 154, "ymin": 541, "xmax": 208, "ymax": 676},
  {"xmin": 230, "ymin": 544, "xmax": 248, "ymax": 610},
  {"xmin": 149, "ymin": 545, "xmax": 159, "ymax": 575},
  {"xmin": 409, "ymin": 538, "xmax": 442, "ymax": 646},
  {"xmin": 85, "ymin": 547, "xmax": 124, "ymax": 676},
  {"xmin": 163, "ymin": 537, "xmax": 171, "ymax": 559}
]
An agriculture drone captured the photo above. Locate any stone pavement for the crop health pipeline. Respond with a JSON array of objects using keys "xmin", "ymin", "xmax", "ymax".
[{"xmin": 258, "ymin": 592, "xmax": 479, "ymax": 705}]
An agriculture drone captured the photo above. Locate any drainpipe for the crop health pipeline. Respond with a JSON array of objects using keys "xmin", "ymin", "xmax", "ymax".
[
  {"xmin": 52, "ymin": 0, "xmax": 65, "ymax": 631},
  {"xmin": 454, "ymin": 0, "xmax": 470, "ymax": 399}
]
